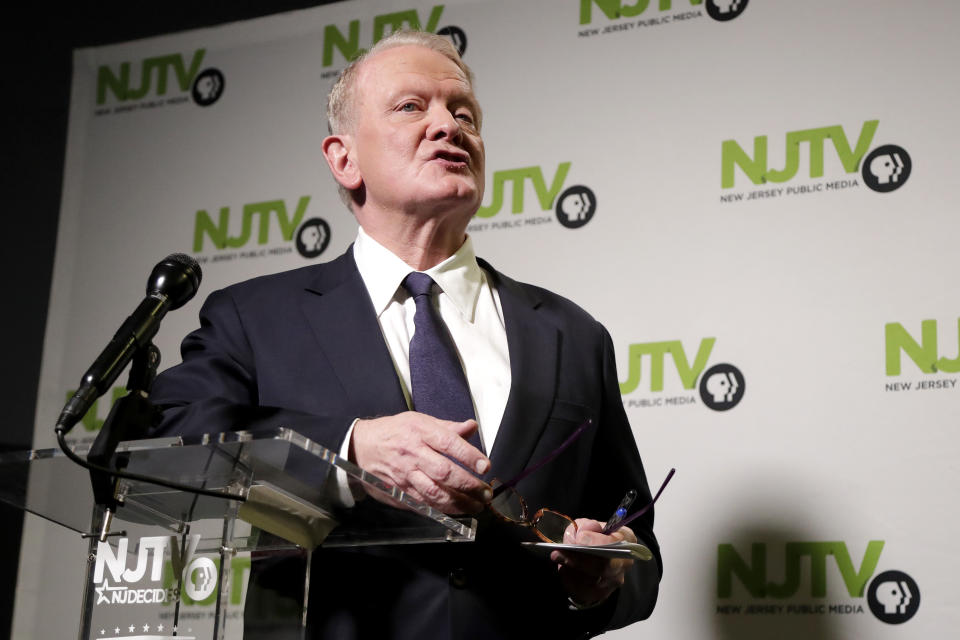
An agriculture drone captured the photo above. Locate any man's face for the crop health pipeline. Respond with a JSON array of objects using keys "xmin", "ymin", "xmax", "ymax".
[{"xmin": 347, "ymin": 45, "xmax": 485, "ymax": 221}]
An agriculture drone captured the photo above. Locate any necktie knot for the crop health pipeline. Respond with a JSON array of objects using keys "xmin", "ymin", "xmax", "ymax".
[{"xmin": 402, "ymin": 271, "xmax": 434, "ymax": 298}]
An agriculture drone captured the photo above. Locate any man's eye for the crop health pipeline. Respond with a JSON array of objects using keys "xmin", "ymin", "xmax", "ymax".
[
  {"xmin": 456, "ymin": 112, "xmax": 475, "ymax": 124},
  {"xmin": 400, "ymin": 102, "xmax": 418, "ymax": 112}
]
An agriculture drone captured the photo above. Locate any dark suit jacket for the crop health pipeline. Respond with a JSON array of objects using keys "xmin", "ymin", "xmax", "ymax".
[{"xmin": 151, "ymin": 247, "xmax": 661, "ymax": 640}]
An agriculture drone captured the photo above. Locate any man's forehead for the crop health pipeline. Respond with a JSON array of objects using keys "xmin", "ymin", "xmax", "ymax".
[{"xmin": 358, "ymin": 45, "xmax": 473, "ymax": 94}]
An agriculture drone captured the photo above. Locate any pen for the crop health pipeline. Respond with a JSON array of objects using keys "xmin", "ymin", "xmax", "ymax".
[{"xmin": 602, "ymin": 489, "xmax": 637, "ymax": 534}]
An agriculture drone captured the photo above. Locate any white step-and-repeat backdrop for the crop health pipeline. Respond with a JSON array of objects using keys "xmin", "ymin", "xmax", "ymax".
[{"xmin": 15, "ymin": 0, "xmax": 958, "ymax": 637}]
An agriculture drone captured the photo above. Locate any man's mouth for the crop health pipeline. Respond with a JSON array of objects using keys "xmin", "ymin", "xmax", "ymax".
[{"xmin": 430, "ymin": 149, "xmax": 471, "ymax": 167}]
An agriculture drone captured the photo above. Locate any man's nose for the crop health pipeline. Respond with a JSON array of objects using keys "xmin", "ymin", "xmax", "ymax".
[{"xmin": 426, "ymin": 106, "xmax": 462, "ymax": 141}]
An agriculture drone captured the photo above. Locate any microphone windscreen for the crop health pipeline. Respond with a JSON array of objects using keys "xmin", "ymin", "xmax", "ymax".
[{"xmin": 146, "ymin": 253, "xmax": 202, "ymax": 309}]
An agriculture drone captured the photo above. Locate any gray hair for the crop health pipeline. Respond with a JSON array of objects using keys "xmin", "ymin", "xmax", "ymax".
[{"xmin": 325, "ymin": 31, "xmax": 480, "ymax": 209}]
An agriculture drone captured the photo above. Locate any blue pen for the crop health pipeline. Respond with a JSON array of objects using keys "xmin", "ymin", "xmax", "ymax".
[{"xmin": 602, "ymin": 489, "xmax": 637, "ymax": 534}]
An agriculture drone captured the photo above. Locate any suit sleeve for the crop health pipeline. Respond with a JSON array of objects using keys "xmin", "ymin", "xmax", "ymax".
[
  {"xmin": 583, "ymin": 323, "xmax": 662, "ymax": 632},
  {"xmin": 149, "ymin": 287, "xmax": 355, "ymax": 450}
]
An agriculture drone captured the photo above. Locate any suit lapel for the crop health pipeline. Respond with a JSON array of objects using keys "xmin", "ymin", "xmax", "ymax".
[
  {"xmin": 299, "ymin": 248, "xmax": 409, "ymax": 418},
  {"xmin": 482, "ymin": 263, "xmax": 559, "ymax": 483},
  {"xmin": 295, "ymin": 251, "xmax": 559, "ymax": 481}
]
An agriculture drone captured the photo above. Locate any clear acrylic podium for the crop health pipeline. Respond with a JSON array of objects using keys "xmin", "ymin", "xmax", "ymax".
[{"xmin": 0, "ymin": 428, "xmax": 476, "ymax": 640}]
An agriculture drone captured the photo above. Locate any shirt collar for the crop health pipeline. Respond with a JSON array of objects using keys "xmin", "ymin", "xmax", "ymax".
[{"xmin": 353, "ymin": 226, "xmax": 484, "ymax": 322}]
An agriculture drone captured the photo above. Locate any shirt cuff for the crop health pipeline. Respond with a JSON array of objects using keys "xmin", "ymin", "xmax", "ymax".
[{"xmin": 333, "ymin": 418, "xmax": 366, "ymax": 507}]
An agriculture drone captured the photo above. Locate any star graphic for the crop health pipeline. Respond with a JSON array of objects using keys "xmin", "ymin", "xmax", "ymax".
[
  {"xmin": 157, "ymin": 624, "xmax": 164, "ymax": 632},
  {"xmin": 95, "ymin": 580, "xmax": 110, "ymax": 604},
  {"xmin": 128, "ymin": 625, "xmax": 135, "ymax": 633},
  {"xmin": 99, "ymin": 629, "xmax": 105, "ymax": 636},
  {"xmin": 113, "ymin": 627, "xmax": 119, "ymax": 635},
  {"xmin": 142, "ymin": 623, "xmax": 150, "ymax": 632}
]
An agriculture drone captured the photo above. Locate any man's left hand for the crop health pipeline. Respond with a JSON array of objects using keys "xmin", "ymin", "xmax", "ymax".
[{"xmin": 550, "ymin": 519, "xmax": 636, "ymax": 607}]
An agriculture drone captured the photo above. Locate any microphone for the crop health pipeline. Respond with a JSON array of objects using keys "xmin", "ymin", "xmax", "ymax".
[{"xmin": 56, "ymin": 253, "xmax": 202, "ymax": 434}]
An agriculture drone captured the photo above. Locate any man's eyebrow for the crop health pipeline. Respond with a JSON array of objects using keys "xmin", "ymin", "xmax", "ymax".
[
  {"xmin": 454, "ymin": 96, "xmax": 480, "ymax": 111},
  {"xmin": 451, "ymin": 88, "xmax": 480, "ymax": 110}
]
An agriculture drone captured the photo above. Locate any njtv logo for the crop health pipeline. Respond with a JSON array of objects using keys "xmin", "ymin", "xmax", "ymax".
[
  {"xmin": 321, "ymin": 5, "xmax": 464, "ymax": 68},
  {"xmin": 97, "ymin": 49, "xmax": 224, "ymax": 107},
  {"xmin": 722, "ymin": 120, "xmax": 912, "ymax": 193},
  {"xmin": 619, "ymin": 338, "xmax": 745, "ymax": 411},
  {"xmin": 885, "ymin": 318, "xmax": 960, "ymax": 376},
  {"xmin": 719, "ymin": 541, "xmax": 884, "ymax": 599},
  {"xmin": 580, "ymin": 0, "xmax": 748, "ymax": 24},
  {"xmin": 193, "ymin": 195, "xmax": 330, "ymax": 260},
  {"xmin": 717, "ymin": 541, "xmax": 920, "ymax": 624},
  {"xmin": 473, "ymin": 162, "xmax": 596, "ymax": 229},
  {"xmin": 94, "ymin": 535, "xmax": 216, "ymax": 605}
]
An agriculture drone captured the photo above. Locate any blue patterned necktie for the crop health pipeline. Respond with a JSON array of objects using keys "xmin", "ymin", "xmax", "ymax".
[{"xmin": 402, "ymin": 272, "xmax": 484, "ymax": 453}]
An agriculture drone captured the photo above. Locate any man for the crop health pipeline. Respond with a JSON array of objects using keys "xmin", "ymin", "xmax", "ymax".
[{"xmin": 152, "ymin": 31, "xmax": 660, "ymax": 639}]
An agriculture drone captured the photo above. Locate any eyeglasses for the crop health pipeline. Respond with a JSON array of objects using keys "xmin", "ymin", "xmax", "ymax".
[
  {"xmin": 487, "ymin": 419, "xmax": 674, "ymax": 543},
  {"xmin": 489, "ymin": 476, "xmax": 577, "ymax": 543}
]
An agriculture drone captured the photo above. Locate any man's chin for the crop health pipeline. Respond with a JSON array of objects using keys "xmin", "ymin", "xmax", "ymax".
[{"xmin": 417, "ymin": 182, "xmax": 481, "ymax": 212}]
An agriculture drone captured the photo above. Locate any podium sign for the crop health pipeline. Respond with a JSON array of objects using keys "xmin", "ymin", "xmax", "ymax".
[
  {"xmin": 0, "ymin": 429, "xmax": 476, "ymax": 640},
  {"xmin": 82, "ymin": 511, "xmax": 250, "ymax": 640}
]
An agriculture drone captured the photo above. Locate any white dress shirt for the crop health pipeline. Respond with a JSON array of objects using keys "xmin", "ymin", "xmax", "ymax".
[{"xmin": 351, "ymin": 226, "xmax": 512, "ymax": 450}]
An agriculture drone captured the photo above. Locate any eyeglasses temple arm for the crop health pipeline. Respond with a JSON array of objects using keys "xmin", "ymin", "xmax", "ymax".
[
  {"xmin": 491, "ymin": 419, "xmax": 594, "ymax": 499},
  {"xmin": 605, "ymin": 467, "xmax": 675, "ymax": 535}
]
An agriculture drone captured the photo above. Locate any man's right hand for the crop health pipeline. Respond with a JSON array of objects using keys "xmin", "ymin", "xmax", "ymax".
[{"xmin": 350, "ymin": 412, "xmax": 492, "ymax": 514}]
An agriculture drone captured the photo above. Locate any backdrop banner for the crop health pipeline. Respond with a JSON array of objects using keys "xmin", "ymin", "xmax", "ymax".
[{"xmin": 16, "ymin": 0, "xmax": 957, "ymax": 637}]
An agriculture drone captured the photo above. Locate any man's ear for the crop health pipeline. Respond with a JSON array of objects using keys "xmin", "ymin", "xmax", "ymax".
[{"xmin": 322, "ymin": 134, "xmax": 362, "ymax": 191}]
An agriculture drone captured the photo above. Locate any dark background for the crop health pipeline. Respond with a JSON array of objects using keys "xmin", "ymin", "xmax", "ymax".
[{"xmin": 0, "ymin": 1, "xmax": 342, "ymax": 635}]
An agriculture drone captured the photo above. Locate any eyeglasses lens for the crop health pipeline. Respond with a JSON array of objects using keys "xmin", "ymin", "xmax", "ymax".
[
  {"xmin": 490, "ymin": 486, "xmax": 526, "ymax": 522},
  {"xmin": 533, "ymin": 509, "xmax": 574, "ymax": 543}
]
